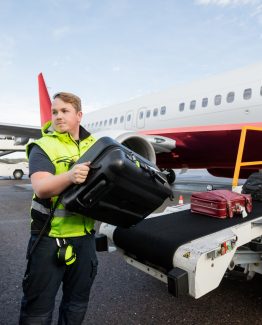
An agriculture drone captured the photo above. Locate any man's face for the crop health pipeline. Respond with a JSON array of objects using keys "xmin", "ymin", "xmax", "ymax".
[{"xmin": 51, "ymin": 97, "xmax": 82, "ymax": 136}]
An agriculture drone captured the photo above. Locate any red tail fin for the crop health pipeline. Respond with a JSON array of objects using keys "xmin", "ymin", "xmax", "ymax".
[{"xmin": 38, "ymin": 73, "xmax": 51, "ymax": 126}]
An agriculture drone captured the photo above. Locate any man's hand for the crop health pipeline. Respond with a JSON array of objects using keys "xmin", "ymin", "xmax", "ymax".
[
  {"xmin": 68, "ymin": 162, "xmax": 91, "ymax": 184},
  {"xmin": 31, "ymin": 161, "xmax": 92, "ymax": 199}
]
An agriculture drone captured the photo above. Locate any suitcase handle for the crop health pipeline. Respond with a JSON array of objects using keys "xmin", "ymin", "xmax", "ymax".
[
  {"xmin": 89, "ymin": 163, "xmax": 102, "ymax": 171},
  {"xmin": 138, "ymin": 161, "xmax": 167, "ymax": 185},
  {"xmin": 151, "ymin": 170, "xmax": 168, "ymax": 185},
  {"xmin": 125, "ymin": 152, "xmax": 167, "ymax": 185}
]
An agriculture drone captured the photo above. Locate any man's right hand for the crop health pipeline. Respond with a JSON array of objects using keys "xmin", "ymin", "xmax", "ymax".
[
  {"xmin": 31, "ymin": 161, "xmax": 92, "ymax": 199},
  {"xmin": 68, "ymin": 162, "xmax": 91, "ymax": 184}
]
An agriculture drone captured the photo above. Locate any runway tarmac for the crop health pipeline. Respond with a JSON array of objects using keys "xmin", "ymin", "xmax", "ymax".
[{"xmin": 0, "ymin": 171, "xmax": 261, "ymax": 325}]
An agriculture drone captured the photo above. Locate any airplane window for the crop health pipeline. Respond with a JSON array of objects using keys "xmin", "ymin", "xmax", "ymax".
[
  {"xmin": 95, "ymin": 122, "xmax": 98, "ymax": 127},
  {"xmin": 214, "ymin": 95, "xmax": 222, "ymax": 106},
  {"xmin": 260, "ymin": 86, "xmax": 262, "ymax": 96},
  {"xmin": 227, "ymin": 92, "xmax": 235, "ymax": 103},
  {"xmin": 109, "ymin": 118, "xmax": 112, "ymax": 125},
  {"xmin": 179, "ymin": 103, "xmax": 185, "ymax": 112},
  {"xmin": 99, "ymin": 121, "xmax": 103, "ymax": 126},
  {"xmin": 139, "ymin": 111, "xmax": 144, "ymax": 119},
  {"xmin": 104, "ymin": 120, "xmax": 107, "ymax": 126},
  {"xmin": 127, "ymin": 114, "xmax": 131, "ymax": 122},
  {"xmin": 120, "ymin": 116, "xmax": 124, "ymax": 123},
  {"xmin": 190, "ymin": 100, "xmax": 196, "ymax": 110},
  {"xmin": 202, "ymin": 98, "xmax": 208, "ymax": 107},
  {"xmin": 243, "ymin": 88, "xmax": 252, "ymax": 100},
  {"xmin": 153, "ymin": 108, "xmax": 158, "ymax": 116},
  {"xmin": 114, "ymin": 117, "xmax": 118, "ymax": 124},
  {"xmin": 160, "ymin": 106, "xmax": 166, "ymax": 115},
  {"xmin": 91, "ymin": 123, "xmax": 94, "ymax": 127},
  {"xmin": 146, "ymin": 110, "xmax": 151, "ymax": 118}
]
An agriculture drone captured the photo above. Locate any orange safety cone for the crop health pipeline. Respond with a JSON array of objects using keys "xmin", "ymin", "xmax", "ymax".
[{"xmin": 178, "ymin": 195, "xmax": 184, "ymax": 205}]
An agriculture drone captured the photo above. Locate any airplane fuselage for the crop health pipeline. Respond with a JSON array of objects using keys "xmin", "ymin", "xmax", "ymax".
[
  {"xmin": 1, "ymin": 63, "xmax": 262, "ymax": 179},
  {"xmin": 84, "ymin": 63, "xmax": 262, "ymax": 177}
]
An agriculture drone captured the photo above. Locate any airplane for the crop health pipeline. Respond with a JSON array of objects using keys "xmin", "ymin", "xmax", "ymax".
[{"xmin": 1, "ymin": 62, "xmax": 262, "ymax": 182}]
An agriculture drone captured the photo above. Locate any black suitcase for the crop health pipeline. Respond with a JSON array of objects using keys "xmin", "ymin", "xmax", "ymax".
[
  {"xmin": 61, "ymin": 137, "xmax": 173, "ymax": 227},
  {"xmin": 242, "ymin": 172, "xmax": 262, "ymax": 201}
]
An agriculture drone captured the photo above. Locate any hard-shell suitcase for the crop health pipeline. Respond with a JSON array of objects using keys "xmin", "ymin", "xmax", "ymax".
[
  {"xmin": 191, "ymin": 189, "xmax": 252, "ymax": 219},
  {"xmin": 61, "ymin": 137, "xmax": 173, "ymax": 227}
]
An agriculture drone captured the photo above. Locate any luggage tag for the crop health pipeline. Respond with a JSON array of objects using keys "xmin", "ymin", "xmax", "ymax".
[
  {"xmin": 235, "ymin": 203, "xmax": 247, "ymax": 218},
  {"xmin": 239, "ymin": 206, "xmax": 248, "ymax": 218}
]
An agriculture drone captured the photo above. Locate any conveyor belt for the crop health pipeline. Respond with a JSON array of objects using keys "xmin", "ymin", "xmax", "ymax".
[{"xmin": 113, "ymin": 202, "xmax": 262, "ymax": 272}]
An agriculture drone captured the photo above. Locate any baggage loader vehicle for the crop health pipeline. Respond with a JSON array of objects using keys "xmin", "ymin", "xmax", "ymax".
[{"xmin": 99, "ymin": 201, "xmax": 262, "ymax": 299}]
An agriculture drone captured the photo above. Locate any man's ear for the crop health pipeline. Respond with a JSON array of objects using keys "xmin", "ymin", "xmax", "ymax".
[{"xmin": 77, "ymin": 111, "xmax": 83, "ymax": 122}]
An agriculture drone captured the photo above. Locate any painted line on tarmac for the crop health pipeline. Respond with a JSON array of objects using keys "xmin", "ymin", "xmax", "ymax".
[
  {"xmin": 14, "ymin": 184, "xmax": 32, "ymax": 191},
  {"xmin": 0, "ymin": 219, "xmax": 27, "ymax": 224}
]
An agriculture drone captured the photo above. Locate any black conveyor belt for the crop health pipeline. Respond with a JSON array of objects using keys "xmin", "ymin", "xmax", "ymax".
[{"xmin": 113, "ymin": 202, "xmax": 262, "ymax": 272}]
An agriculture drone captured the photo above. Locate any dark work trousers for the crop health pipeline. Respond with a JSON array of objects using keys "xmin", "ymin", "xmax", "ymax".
[{"xmin": 19, "ymin": 233, "xmax": 98, "ymax": 325}]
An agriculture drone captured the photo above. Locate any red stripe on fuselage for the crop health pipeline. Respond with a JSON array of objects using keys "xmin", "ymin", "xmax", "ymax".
[{"xmin": 139, "ymin": 122, "xmax": 262, "ymax": 173}]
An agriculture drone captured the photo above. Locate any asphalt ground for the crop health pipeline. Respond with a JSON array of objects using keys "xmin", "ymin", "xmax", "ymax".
[{"xmin": 0, "ymin": 174, "xmax": 262, "ymax": 325}]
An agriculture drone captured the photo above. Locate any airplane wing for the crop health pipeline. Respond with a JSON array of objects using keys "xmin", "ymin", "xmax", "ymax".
[{"xmin": 0, "ymin": 122, "xmax": 41, "ymax": 138}]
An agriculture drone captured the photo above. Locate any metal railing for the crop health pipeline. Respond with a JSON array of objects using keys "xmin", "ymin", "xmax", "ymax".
[{"xmin": 232, "ymin": 126, "xmax": 262, "ymax": 189}]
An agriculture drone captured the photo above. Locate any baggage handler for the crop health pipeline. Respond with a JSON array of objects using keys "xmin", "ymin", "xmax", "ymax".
[{"xmin": 19, "ymin": 92, "xmax": 98, "ymax": 324}]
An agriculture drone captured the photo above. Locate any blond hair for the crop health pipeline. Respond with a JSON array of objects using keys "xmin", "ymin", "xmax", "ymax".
[{"xmin": 53, "ymin": 92, "xmax": 82, "ymax": 112}]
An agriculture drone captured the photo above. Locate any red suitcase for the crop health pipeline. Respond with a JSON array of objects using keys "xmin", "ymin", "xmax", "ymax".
[{"xmin": 191, "ymin": 190, "xmax": 252, "ymax": 219}]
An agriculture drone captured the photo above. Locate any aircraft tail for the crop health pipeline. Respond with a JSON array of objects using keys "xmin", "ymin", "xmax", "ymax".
[{"xmin": 38, "ymin": 73, "xmax": 51, "ymax": 126}]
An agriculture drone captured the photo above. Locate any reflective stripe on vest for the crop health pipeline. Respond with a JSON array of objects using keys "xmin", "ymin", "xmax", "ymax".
[
  {"xmin": 31, "ymin": 201, "xmax": 83, "ymax": 218},
  {"xmin": 31, "ymin": 201, "xmax": 50, "ymax": 215}
]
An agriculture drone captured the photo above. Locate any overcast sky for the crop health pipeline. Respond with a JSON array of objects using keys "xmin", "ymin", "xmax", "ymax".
[{"xmin": 1, "ymin": 0, "xmax": 262, "ymax": 125}]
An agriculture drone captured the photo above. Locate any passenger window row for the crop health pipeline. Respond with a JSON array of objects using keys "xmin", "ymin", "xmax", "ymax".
[
  {"xmin": 179, "ymin": 87, "xmax": 254, "ymax": 112},
  {"xmin": 88, "ymin": 86, "xmax": 260, "ymax": 128},
  {"xmin": 88, "ymin": 106, "xmax": 167, "ymax": 129},
  {"xmin": 139, "ymin": 106, "xmax": 166, "ymax": 120}
]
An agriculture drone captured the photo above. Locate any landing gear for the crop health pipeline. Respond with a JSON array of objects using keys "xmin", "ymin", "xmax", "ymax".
[{"xmin": 161, "ymin": 169, "xmax": 176, "ymax": 185}]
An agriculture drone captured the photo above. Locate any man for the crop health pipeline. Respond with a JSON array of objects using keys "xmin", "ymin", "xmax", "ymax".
[{"xmin": 19, "ymin": 92, "xmax": 98, "ymax": 324}]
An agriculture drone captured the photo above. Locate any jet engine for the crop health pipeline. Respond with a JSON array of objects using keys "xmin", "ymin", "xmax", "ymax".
[
  {"xmin": 14, "ymin": 137, "xmax": 30, "ymax": 145},
  {"xmin": 115, "ymin": 133, "xmax": 156, "ymax": 164},
  {"xmin": 91, "ymin": 130, "xmax": 176, "ymax": 184}
]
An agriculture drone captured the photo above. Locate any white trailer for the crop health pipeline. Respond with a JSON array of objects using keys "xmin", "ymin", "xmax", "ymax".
[
  {"xmin": 0, "ymin": 161, "xmax": 29, "ymax": 179},
  {"xmin": 99, "ymin": 203, "xmax": 262, "ymax": 299}
]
